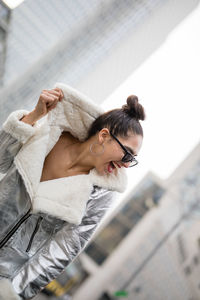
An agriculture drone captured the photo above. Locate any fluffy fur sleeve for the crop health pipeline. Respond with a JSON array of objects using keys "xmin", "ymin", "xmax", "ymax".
[
  {"xmin": 47, "ymin": 82, "xmax": 105, "ymax": 142},
  {"xmin": 2, "ymin": 110, "xmax": 39, "ymax": 144}
]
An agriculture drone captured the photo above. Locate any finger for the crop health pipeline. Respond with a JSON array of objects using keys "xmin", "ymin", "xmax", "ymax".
[
  {"xmin": 47, "ymin": 95, "xmax": 60, "ymax": 107},
  {"xmin": 52, "ymin": 88, "xmax": 64, "ymax": 98},
  {"xmin": 47, "ymin": 90, "xmax": 64, "ymax": 101},
  {"xmin": 60, "ymin": 90, "xmax": 64, "ymax": 98},
  {"xmin": 55, "ymin": 88, "xmax": 64, "ymax": 96},
  {"xmin": 42, "ymin": 93, "xmax": 56, "ymax": 102},
  {"xmin": 46, "ymin": 91, "xmax": 60, "ymax": 98},
  {"xmin": 42, "ymin": 88, "xmax": 62, "ymax": 95},
  {"xmin": 42, "ymin": 95, "xmax": 56, "ymax": 107},
  {"xmin": 49, "ymin": 88, "xmax": 62, "ymax": 95},
  {"xmin": 40, "ymin": 94, "xmax": 55, "ymax": 103},
  {"xmin": 53, "ymin": 87, "xmax": 62, "ymax": 92},
  {"xmin": 48, "ymin": 93, "xmax": 59, "ymax": 101},
  {"xmin": 42, "ymin": 90, "xmax": 63, "ymax": 105},
  {"xmin": 49, "ymin": 89, "xmax": 60, "ymax": 94},
  {"xmin": 54, "ymin": 89, "xmax": 64, "ymax": 99}
]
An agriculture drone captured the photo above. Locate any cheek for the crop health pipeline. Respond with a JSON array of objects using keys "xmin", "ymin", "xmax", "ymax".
[
  {"xmin": 101, "ymin": 143, "xmax": 122, "ymax": 163},
  {"xmin": 104, "ymin": 148, "xmax": 122, "ymax": 162}
]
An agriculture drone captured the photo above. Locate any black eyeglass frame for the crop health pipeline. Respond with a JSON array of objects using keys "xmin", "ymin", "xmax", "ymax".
[{"xmin": 109, "ymin": 131, "xmax": 138, "ymax": 167}]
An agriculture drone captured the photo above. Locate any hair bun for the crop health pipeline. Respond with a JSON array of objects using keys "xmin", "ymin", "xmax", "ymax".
[{"xmin": 122, "ymin": 95, "xmax": 146, "ymax": 121}]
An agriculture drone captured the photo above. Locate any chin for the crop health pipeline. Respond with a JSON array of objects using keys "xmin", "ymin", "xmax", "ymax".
[
  {"xmin": 97, "ymin": 163, "xmax": 117, "ymax": 176},
  {"xmin": 96, "ymin": 168, "xmax": 106, "ymax": 176},
  {"xmin": 95, "ymin": 164, "xmax": 107, "ymax": 176}
]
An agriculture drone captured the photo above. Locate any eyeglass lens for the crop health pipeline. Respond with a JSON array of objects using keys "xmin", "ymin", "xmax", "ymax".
[
  {"xmin": 122, "ymin": 154, "xmax": 138, "ymax": 167},
  {"xmin": 110, "ymin": 132, "xmax": 138, "ymax": 167}
]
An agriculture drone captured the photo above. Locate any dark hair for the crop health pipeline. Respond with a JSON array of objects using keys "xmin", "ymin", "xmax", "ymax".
[{"xmin": 86, "ymin": 95, "xmax": 146, "ymax": 140}]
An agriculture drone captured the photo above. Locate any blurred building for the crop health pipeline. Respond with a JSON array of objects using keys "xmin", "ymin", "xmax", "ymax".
[
  {"xmin": 70, "ymin": 142, "xmax": 200, "ymax": 300},
  {"xmin": 83, "ymin": 171, "xmax": 165, "ymax": 266},
  {"xmin": 1, "ymin": 0, "xmax": 199, "ymax": 121},
  {"xmin": 0, "ymin": 1, "xmax": 11, "ymax": 85}
]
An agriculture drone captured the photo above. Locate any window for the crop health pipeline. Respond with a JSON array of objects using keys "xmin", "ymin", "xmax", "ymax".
[
  {"xmin": 184, "ymin": 266, "xmax": 191, "ymax": 276},
  {"xmin": 85, "ymin": 218, "xmax": 130, "ymax": 264},
  {"xmin": 177, "ymin": 234, "xmax": 187, "ymax": 263},
  {"xmin": 193, "ymin": 255, "xmax": 199, "ymax": 265}
]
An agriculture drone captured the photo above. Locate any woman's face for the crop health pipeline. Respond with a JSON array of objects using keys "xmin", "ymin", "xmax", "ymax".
[{"xmin": 94, "ymin": 128, "xmax": 143, "ymax": 176}]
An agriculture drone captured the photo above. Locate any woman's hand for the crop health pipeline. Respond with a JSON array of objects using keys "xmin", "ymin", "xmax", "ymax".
[{"xmin": 32, "ymin": 88, "xmax": 64, "ymax": 120}]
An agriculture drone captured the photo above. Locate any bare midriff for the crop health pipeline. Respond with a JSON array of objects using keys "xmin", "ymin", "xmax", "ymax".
[{"xmin": 40, "ymin": 131, "xmax": 89, "ymax": 182}]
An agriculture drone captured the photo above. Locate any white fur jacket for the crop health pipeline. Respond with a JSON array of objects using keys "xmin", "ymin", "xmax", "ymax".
[
  {"xmin": 0, "ymin": 82, "xmax": 128, "ymax": 300},
  {"xmin": 2, "ymin": 82, "xmax": 128, "ymax": 225}
]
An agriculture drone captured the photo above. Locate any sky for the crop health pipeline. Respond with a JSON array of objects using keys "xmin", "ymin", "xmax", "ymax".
[{"xmin": 102, "ymin": 3, "xmax": 200, "ymax": 199}]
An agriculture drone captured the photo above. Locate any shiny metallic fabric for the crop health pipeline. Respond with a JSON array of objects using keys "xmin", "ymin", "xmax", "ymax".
[{"xmin": 0, "ymin": 129, "xmax": 115, "ymax": 299}]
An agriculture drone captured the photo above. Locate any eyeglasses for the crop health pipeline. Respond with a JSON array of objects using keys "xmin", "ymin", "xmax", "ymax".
[{"xmin": 110, "ymin": 131, "xmax": 138, "ymax": 167}]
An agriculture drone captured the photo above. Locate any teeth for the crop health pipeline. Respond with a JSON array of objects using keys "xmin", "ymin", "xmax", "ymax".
[
  {"xmin": 110, "ymin": 161, "xmax": 115, "ymax": 169},
  {"xmin": 112, "ymin": 161, "xmax": 118, "ymax": 169},
  {"xmin": 110, "ymin": 161, "xmax": 114, "ymax": 168}
]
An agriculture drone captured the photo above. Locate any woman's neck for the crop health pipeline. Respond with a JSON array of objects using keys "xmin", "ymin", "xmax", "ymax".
[{"xmin": 63, "ymin": 136, "xmax": 96, "ymax": 173}]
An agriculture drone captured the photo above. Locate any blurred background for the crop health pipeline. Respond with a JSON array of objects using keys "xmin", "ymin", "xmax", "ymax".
[{"xmin": 0, "ymin": 0, "xmax": 200, "ymax": 299}]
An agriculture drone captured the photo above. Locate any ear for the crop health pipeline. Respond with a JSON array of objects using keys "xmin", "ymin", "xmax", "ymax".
[{"xmin": 98, "ymin": 128, "xmax": 111, "ymax": 143}]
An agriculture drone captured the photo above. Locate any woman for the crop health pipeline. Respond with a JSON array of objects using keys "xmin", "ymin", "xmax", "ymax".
[{"xmin": 0, "ymin": 82, "xmax": 145, "ymax": 299}]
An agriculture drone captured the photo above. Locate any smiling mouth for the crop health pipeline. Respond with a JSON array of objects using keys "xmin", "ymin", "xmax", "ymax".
[
  {"xmin": 106, "ymin": 161, "xmax": 115, "ymax": 173},
  {"xmin": 105, "ymin": 161, "xmax": 122, "ymax": 174},
  {"xmin": 112, "ymin": 161, "xmax": 121, "ymax": 168},
  {"xmin": 110, "ymin": 161, "xmax": 115, "ymax": 168},
  {"xmin": 108, "ymin": 161, "xmax": 121, "ymax": 170}
]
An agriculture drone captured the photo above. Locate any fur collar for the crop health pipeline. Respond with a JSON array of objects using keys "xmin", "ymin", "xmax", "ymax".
[{"xmin": 3, "ymin": 82, "xmax": 128, "ymax": 224}]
